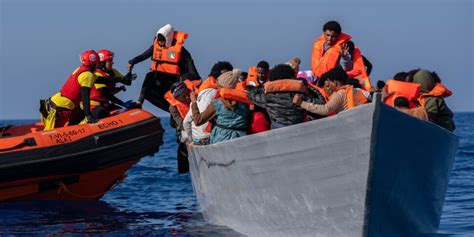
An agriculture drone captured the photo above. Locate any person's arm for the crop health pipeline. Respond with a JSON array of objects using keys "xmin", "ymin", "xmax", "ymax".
[
  {"xmin": 247, "ymin": 87, "xmax": 267, "ymax": 108},
  {"xmin": 77, "ymin": 71, "xmax": 98, "ymax": 122},
  {"xmin": 179, "ymin": 47, "xmax": 201, "ymax": 79},
  {"xmin": 362, "ymin": 55, "xmax": 373, "ymax": 76},
  {"xmin": 128, "ymin": 45, "xmax": 154, "ymax": 67},
  {"xmin": 191, "ymin": 102, "xmax": 216, "ymax": 126},
  {"xmin": 169, "ymin": 105, "xmax": 184, "ymax": 130},
  {"xmin": 99, "ymin": 87, "xmax": 125, "ymax": 106},
  {"xmin": 297, "ymin": 91, "xmax": 345, "ymax": 115},
  {"xmin": 183, "ymin": 110, "xmax": 193, "ymax": 140},
  {"xmin": 339, "ymin": 54, "xmax": 353, "ymax": 71}
]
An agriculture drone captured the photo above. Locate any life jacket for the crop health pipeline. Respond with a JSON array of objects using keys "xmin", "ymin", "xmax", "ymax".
[
  {"xmin": 248, "ymin": 111, "xmax": 270, "ymax": 134},
  {"xmin": 311, "ymin": 32, "xmax": 352, "ymax": 78},
  {"xmin": 215, "ymin": 88, "xmax": 253, "ymax": 105},
  {"xmin": 197, "ymin": 76, "xmax": 217, "ymax": 94},
  {"xmin": 150, "ymin": 31, "xmax": 188, "ymax": 75},
  {"xmin": 346, "ymin": 47, "xmax": 372, "ymax": 91},
  {"xmin": 183, "ymin": 79, "xmax": 202, "ymax": 92},
  {"xmin": 336, "ymin": 85, "xmax": 368, "ymax": 109},
  {"xmin": 418, "ymin": 83, "xmax": 452, "ymax": 106},
  {"xmin": 235, "ymin": 81, "xmax": 247, "ymax": 91},
  {"xmin": 89, "ymin": 69, "xmax": 111, "ymax": 103},
  {"xmin": 164, "ymin": 79, "xmax": 200, "ymax": 119},
  {"xmin": 60, "ymin": 66, "xmax": 94, "ymax": 105},
  {"xmin": 384, "ymin": 80, "xmax": 420, "ymax": 108},
  {"xmin": 307, "ymin": 83, "xmax": 329, "ymax": 103},
  {"xmin": 264, "ymin": 79, "xmax": 305, "ymax": 94},
  {"xmin": 246, "ymin": 66, "xmax": 266, "ymax": 87}
]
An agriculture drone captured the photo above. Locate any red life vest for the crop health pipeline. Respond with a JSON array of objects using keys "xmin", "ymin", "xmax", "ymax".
[
  {"xmin": 215, "ymin": 88, "xmax": 253, "ymax": 105},
  {"xmin": 89, "ymin": 69, "xmax": 111, "ymax": 103},
  {"xmin": 418, "ymin": 83, "xmax": 452, "ymax": 106},
  {"xmin": 235, "ymin": 81, "xmax": 247, "ymax": 91},
  {"xmin": 151, "ymin": 31, "xmax": 188, "ymax": 75},
  {"xmin": 264, "ymin": 79, "xmax": 305, "ymax": 94},
  {"xmin": 336, "ymin": 85, "xmax": 368, "ymax": 109},
  {"xmin": 346, "ymin": 47, "xmax": 372, "ymax": 91},
  {"xmin": 60, "ymin": 66, "xmax": 94, "ymax": 105},
  {"xmin": 311, "ymin": 32, "xmax": 352, "ymax": 78},
  {"xmin": 384, "ymin": 80, "xmax": 420, "ymax": 108},
  {"xmin": 248, "ymin": 111, "xmax": 270, "ymax": 134}
]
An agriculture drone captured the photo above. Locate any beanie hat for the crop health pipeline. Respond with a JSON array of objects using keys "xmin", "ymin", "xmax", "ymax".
[
  {"xmin": 217, "ymin": 69, "xmax": 241, "ymax": 89},
  {"xmin": 285, "ymin": 57, "xmax": 301, "ymax": 70}
]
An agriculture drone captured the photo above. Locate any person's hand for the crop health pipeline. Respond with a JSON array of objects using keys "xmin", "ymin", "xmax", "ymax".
[
  {"xmin": 86, "ymin": 115, "xmax": 98, "ymax": 124},
  {"xmin": 293, "ymin": 94, "xmax": 303, "ymax": 106},
  {"xmin": 190, "ymin": 91, "xmax": 197, "ymax": 103},
  {"xmin": 127, "ymin": 63, "xmax": 134, "ymax": 72},
  {"xmin": 340, "ymin": 43, "xmax": 349, "ymax": 57}
]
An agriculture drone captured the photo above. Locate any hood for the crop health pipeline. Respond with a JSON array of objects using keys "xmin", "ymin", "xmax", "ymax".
[
  {"xmin": 156, "ymin": 24, "xmax": 174, "ymax": 48},
  {"xmin": 413, "ymin": 70, "xmax": 436, "ymax": 92}
]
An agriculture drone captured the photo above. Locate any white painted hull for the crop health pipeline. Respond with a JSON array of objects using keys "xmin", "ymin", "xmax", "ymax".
[{"xmin": 187, "ymin": 96, "xmax": 458, "ymax": 237}]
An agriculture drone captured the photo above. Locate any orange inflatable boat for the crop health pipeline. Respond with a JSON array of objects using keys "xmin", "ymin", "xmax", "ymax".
[{"xmin": 0, "ymin": 109, "xmax": 164, "ymax": 201}]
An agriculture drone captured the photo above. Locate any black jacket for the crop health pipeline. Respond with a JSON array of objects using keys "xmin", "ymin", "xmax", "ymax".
[{"xmin": 129, "ymin": 40, "xmax": 200, "ymax": 79}]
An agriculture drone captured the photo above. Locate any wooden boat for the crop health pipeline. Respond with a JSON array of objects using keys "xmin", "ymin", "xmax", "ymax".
[
  {"xmin": 0, "ymin": 109, "xmax": 164, "ymax": 201},
  {"xmin": 187, "ymin": 95, "xmax": 458, "ymax": 237}
]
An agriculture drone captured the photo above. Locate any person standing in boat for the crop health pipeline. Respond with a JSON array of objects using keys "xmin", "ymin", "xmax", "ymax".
[
  {"xmin": 311, "ymin": 21, "xmax": 354, "ymax": 83},
  {"xmin": 127, "ymin": 24, "xmax": 200, "ymax": 111},
  {"xmin": 412, "ymin": 70, "xmax": 455, "ymax": 131},
  {"xmin": 293, "ymin": 67, "xmax": 368, "ymax": 115},
  {"xmin": 40, "ymin": 50, "xmax": 101, "ymax": 130},
  {"xmin": 190, "ymin": 69, "xmax": 250, "ymax": 144},
  {"xmin": 83, "ymin": 49, "xmax": 137, "ymax": 120}
]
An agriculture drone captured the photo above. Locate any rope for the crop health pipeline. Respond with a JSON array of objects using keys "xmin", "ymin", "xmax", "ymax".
[{"xmin": 57, "ymin": 175, "xmax": 127, "ymax": 199}]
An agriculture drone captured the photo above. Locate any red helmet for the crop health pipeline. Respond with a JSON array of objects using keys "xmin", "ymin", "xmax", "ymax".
[
  {"xmin": 98, "ymin": 49, "xmax": 114, "ymax": 62},
  {"xmin": 80, "ymin": 50, "xmax": 100, "ymax": 66}
]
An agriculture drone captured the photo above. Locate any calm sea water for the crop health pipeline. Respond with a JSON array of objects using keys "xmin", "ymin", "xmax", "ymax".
[{"xmin": 0, "ymin": 114, "xmax": 473, "ymax": 236}]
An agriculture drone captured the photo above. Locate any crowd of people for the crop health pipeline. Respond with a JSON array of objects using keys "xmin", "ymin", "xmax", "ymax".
[{"xmin": 39, "ymin": 21, "xmax": 455, "ymax": 170}]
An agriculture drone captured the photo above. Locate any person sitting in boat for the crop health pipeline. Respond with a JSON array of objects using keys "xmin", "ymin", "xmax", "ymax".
[
  {"xmin": 83, "ymin": 49, "xmax": 137, "ymax": 120},
  {"xmin": 412, "ymin": 70, "xmax": 455, "ymax": 131},
  {"xmin": 293, "ymin": 67, "xmax": 368, "ymax": 116},
  {"xmin": 285, "ymin": 57, "xmax": 301, "ymax": 78},
  {"xmin": 393, "ymin": 96, "xmax": 429, "ymax": 121},
  {"xmin": 311, "ymin": 20, "xmax": 353, "ymax": 80},
  {"xmin": 40, "ymin": 50, "xmax": 101, "ymax": 130},
  {"xmin": 248, "ymin": 64, "xmax": 323, "ymax": 128},
  {"xmin": 343, "ymin": 41, "xmax": 372, "ymax": 91},
  {"xmin": 127, "ymin": 24, "xmax": 200, "ymax": 111},
  {"xmin": 182, "ymin": 62, "xmax": 234, "ymax": 145},
  {"xmin": 246, "ymin": 61, "xmax": 270, "ymax": 88},
  {"xmin": 190, "ymin": 69, "xmax": 250, "ymax": 144}
]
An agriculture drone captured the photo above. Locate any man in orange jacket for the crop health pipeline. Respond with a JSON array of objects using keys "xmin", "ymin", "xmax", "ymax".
[{"xmin": 311, "ymin": 21, "xmax": 352, "ymax": 82}]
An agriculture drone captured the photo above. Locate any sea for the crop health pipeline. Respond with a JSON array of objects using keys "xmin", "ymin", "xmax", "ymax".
[{"xmin": 0, "ymin": 113, "xmax": 473, "ymax": 236}]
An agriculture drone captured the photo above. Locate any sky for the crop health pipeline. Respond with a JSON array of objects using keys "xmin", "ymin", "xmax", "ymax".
[{"xmin": 0, "ymin": 0, "xmax": 472, "ymax": 119}]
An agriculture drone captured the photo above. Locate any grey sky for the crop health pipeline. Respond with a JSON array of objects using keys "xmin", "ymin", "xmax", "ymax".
[{"xmin": 1, "ymin": 0, "xmax": 472, "ymax": 119}]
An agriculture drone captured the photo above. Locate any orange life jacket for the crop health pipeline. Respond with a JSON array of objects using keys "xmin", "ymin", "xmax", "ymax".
[
  {"xmin": 264, "ymin": 79, "xmax": 305, "ymax": 94},
  {"xmin": 384, "ymin": 80, "xmax": 420, "ymax": 108},
  {"xmin": 197, "ymin": 76, "xmax": 218, "ymax": 94},
  {"xmin": 337, "ymin": 85, "xmax": 368, "ymax": 109},
  {"xmin": 307, "ymin": 83, "xmax": 329, "ymax": 103},
  {"xmin": 60, "ymin": 66, "xmax": 94, "ymax": 105},
  {"xmin": 215, "ymin": 88, "xmax": 253, "ymax": 105},
  {"xmin": 235, "ymin": 81, "xmax": 247, "ymax": 91},
  {"xmin": 246, "ymin": 66, "xmax": 267, "ymax": 87},
  {"xmin": 311, "ymin": 32, "xmax": 352, "ymax": 78},
  {"xmin": 164, "ymin": 79, "xmax": 200, "ymax": 118},
  {"xmin": 418, "ymin": 83, "xmax": 452, "ymax": 106},
  {"xmin": 150, "ymin": 31, "xmax": 188, "ymax": 75},
  {"xmin": 346, "ymin": 47, "xmax": 372, "ymax": 91}
]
